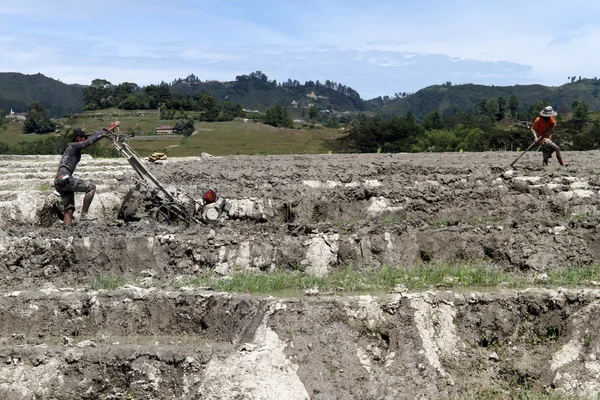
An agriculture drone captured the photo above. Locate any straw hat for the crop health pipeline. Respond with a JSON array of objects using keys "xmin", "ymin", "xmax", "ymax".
[{"xmin": 540, "ymin": 106, "xmax": 557, "ymax": 117}]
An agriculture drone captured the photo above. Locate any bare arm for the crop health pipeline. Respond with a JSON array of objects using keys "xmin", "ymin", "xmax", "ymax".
[
  {"xmin": 73, "ymin": 121, "xmax": 120, "ymax": 150},
  {"xmin": 532, "ymin": 124, "xmax": 555, "ymax": 143},
  {"xmin": 71, "ymin": 131, "xmax": 106, "ymax": 150}
]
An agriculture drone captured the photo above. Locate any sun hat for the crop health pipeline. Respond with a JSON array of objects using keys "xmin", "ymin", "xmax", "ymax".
[
  {"xmin": 540, "ymin": 106, "xmax": 558, "ymax": 117},
  {"xmin": 72, "ymin": 127, "xmax": 89, "ymax": 141}
]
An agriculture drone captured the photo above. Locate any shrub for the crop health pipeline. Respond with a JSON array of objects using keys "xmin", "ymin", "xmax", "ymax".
[{"xmin": 174, "ymin": 118, "xmax": 195, "ymax": 136}]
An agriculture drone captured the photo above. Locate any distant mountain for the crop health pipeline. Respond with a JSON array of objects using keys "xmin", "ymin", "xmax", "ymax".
[
  {"xmin": 0, "ymin": 72, "xmax": 84, "ymax": 116},
  {"xmin": 377, "ymin": 80, "xmax": 600, "ymax": 120}
]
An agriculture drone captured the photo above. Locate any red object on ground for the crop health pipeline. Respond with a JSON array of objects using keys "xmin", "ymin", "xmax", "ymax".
[{"xmin": 203, "ymin": 189, "xmax": 217, "ymax": 203}]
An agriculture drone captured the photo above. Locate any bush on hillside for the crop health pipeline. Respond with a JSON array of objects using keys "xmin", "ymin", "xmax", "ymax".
[
  {"xmin": 263, "ymin": 105, "xmax": 294, "ymax": 128},
  {"xmin": 174, "ymin": 118, "xmax": 195, "ymax": 136}
]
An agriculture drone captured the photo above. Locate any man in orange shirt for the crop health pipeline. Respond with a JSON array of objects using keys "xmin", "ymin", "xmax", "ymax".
[{"xmin": 531, "ymin": 105, "xmax": 564, "ymax": 166}]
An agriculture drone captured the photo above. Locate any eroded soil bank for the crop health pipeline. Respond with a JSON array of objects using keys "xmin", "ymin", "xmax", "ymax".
[
  {"xmin": 1, "ymin": 151, "xmax": 600, "ymax": 398},
  {"xmin": 2, "ymin": 288, "xmax": 600, "ymax": 399}
]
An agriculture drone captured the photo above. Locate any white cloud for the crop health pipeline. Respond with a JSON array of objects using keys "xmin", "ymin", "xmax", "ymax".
[{"xmin": 1, "ymin": 0, "xmax": 599, "ymax": 98}]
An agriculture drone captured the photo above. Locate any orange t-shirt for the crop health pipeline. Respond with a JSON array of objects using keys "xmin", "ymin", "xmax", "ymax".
[{"xmin": 531, "ymin": 116, "xmax": 556, "ymax": 140}]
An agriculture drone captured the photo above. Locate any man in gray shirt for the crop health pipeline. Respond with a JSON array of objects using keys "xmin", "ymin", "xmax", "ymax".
[{"xmin": 54, "ymin": 121, "xmax": 120, "ymax": 224}]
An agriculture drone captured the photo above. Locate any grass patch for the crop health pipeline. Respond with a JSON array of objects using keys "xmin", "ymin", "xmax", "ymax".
[
  {"xmin": 547, "ymin": 264, "xmax": 600, "ymax": 286},
  {"xmin": 476, "ymin": 388, "xmax": 579, "ymax": 400},
  {"xmin": 516, "ymin": 391, "xmax": 591, "ymax": 400},
  {"xmin": 182, "ymin": 269, "xmax": 327, "ymax": 294},
  {"xmin": 180, "ymin": 261, "xmax": 515, "ymax": 294},
  {"xmin": 380, "ymin": 214, "xmax": 405, "ymax": 225},
  {"xmin": 179, "ymin": 263, "xmax": 600, "ymax": 295},
  {"xmin": 89, "ymin": 275, "xmax": 127, "ymax": 291},
  {"xmin": 1, "ymin": 120, "xmax": 56, "ymax": 145},
  {"xmin": 388, "ymin": 261, "xmax": 511, "ymax": 289},
  {"xmin": 331, "ymin": 219, "xmax": 363, "ymax": 228},
  {"xmin": 487, "ymin": 391, "xmax": 581, "ymax": 400},
  {"xmin": 166, "ymin": 120, "xmax": 343, "ymax": 157},
  {"xmin": 1, "ymin": 111, "xmax": 345, "ymax": 157}
]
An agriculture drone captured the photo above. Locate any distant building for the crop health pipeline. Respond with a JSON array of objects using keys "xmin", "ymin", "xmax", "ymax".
[
  {"xmin": 156, "ymin": 125, "xmax": 174, "ymax": 134},
  {"xmin": 5, "ymin": 108, "xmax": 28, "ymax": 121}
]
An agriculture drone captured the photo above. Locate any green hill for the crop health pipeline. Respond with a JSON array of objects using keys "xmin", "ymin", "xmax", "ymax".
[
  {"xmin": 3, "ymin": 71, "xmax": 600, "ymax": 122},
  {"xmin": 0, "ymin": 72, "xmax": 368, "ymax": 117},
  {"xmin": 378, "ymin": 79, "xmax": 600, "ymax": 120},
  {"xmin": 0, "ymin": 72, "xmax": 84, "ymax": 116},
  {"xmin": 168, "ymin": 73, "xmax": 367, "ymax": 113}
]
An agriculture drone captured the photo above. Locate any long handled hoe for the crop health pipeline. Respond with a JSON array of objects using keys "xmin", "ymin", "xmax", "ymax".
[
  {"xmin": 510, "ymin": 130, "xmax": 553, "ymax": 168},
  {"xmin": 510, "ymin": 140, "xmax": 539, "ymax": 168}
]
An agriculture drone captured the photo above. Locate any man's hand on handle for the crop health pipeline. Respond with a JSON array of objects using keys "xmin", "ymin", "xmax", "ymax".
[
  {"xmin": 106, "ymin": 121, "xmax": 121, "ymax": 132},
  {"xmin": 532, "ymin": 128, "xmax": 551, "ymax": 146}
]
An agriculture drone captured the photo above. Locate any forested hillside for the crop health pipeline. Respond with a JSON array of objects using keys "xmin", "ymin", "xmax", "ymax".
[
  {"xmin": 0, "ymin": 73, "xmax": 84, "ymax": 116},
  {"xmin": 3, "ymin": 71, "xmax": 600, "ymax": 122},
  {"xmin": 378, "ymin": 79, "xmax": 600, "ymax": 120},
  {"xmin": 169, "ymin": 71, "xmax": 367, "ymax": 112}
]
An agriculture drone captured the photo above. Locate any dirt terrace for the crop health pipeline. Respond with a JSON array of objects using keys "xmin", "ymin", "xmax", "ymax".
[
  {"xmin": 2, "ymin": 287, "xmax": 600, "ymax": 399},
  {"xmin": 1, "ymin": 150, "xmax": 600, "ymax": 399}
]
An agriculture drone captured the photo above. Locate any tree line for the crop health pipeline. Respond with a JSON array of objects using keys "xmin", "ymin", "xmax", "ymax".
[
  {"xmin": 4, "ymin": 83, "xmax": 598, "ymax": 156},
  {"xmin": 83, "ymin": 71, "xmax": 365, "ymax": 111},
  {"xmin": 83, "ymin": 79, "xmax": 245, "ymax": 122},
  {"xmin": 339, "ymin": 98, "xmax": 600, "ymax": 153}
]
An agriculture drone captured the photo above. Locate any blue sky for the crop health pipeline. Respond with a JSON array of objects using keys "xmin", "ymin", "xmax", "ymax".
[{"xmin": 1, "ymin": 0, "xmax": 599, "ymax": 99}]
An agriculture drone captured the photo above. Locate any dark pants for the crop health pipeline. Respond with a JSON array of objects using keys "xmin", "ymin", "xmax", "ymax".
[{"xmin": 54, "ymin": 176, "xmax": 96, "ymax": 212}]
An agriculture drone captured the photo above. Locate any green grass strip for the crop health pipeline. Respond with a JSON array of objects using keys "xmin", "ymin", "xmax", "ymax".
[
  {"xmin": 88, "ymin": 264, "xmax": 600, "ymax": 295},
  {"xmin": 181, "ymin": 262, "xmax": 600, "ymax": 295},
  {"xmin": 547, "ymin": 264, "xmax": 600, "ymax": 286},
  {"xmin": 89, "ymin": 275, "xmax": 127, "ymax": 291},
  {"xmin": 181, "ymin": 261, "xmax": 515, "ymax": 294}
]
